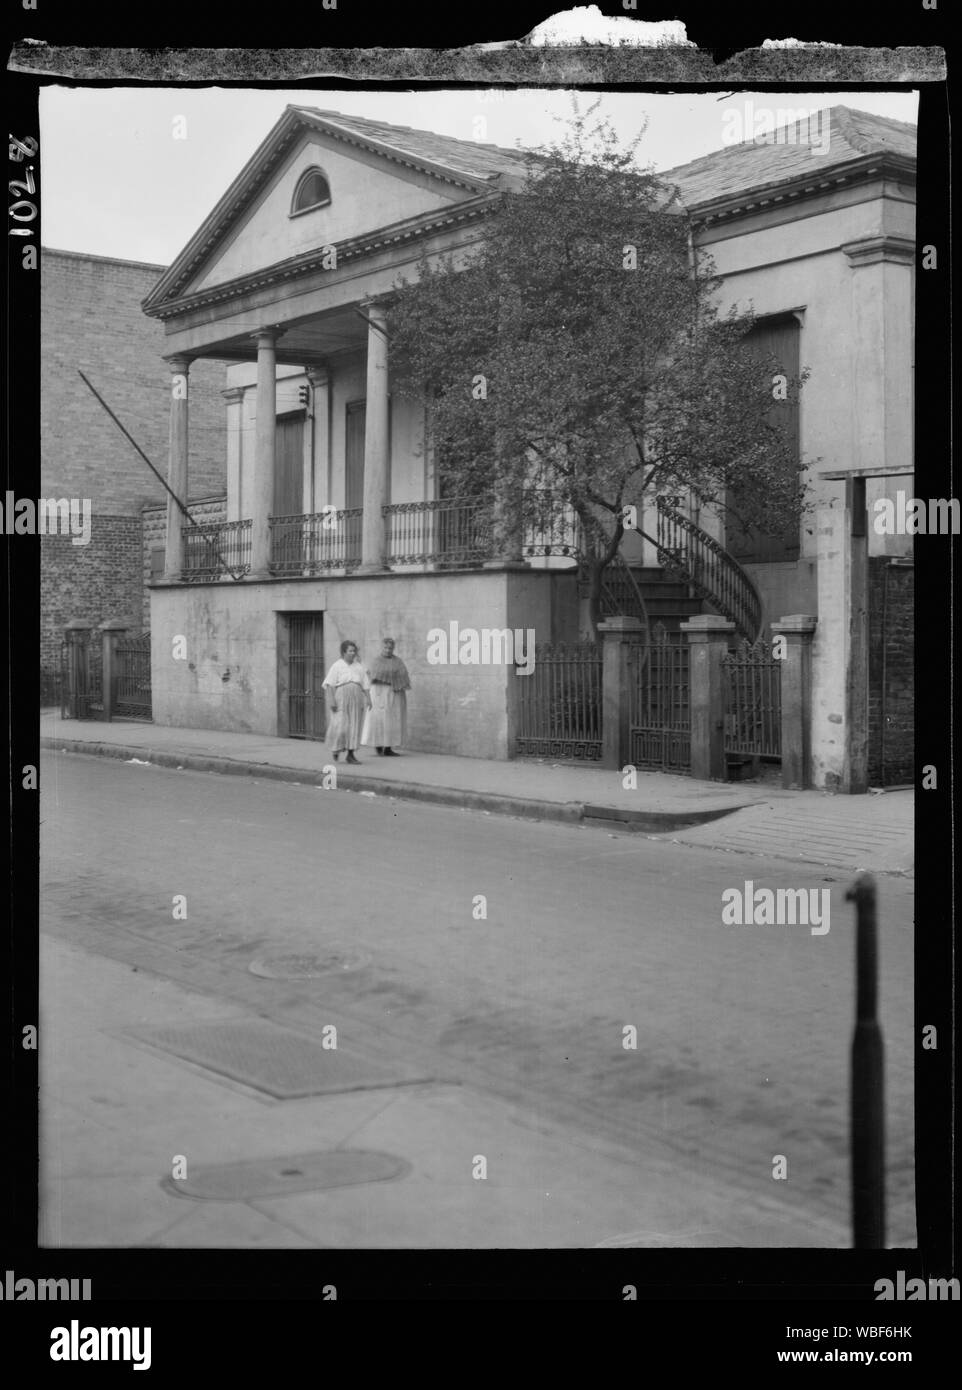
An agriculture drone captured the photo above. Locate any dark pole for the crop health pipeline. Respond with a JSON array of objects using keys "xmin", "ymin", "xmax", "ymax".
[
  {"xmin": 77, "ymin": 369, "xmax": 245, "ymax": 581},
  {"xmin": 847, "ymin": 871, "xmax": 885, "ymax": 1248}
]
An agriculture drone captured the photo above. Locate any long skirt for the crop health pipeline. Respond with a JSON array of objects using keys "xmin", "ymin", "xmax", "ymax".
[
  {"xmin": 326, "ymin": 682, "xmax": 367, "ymax": 752},
  {"xmin": 362, "ymin": 685, "xmax": 407, "ymax": 749}
]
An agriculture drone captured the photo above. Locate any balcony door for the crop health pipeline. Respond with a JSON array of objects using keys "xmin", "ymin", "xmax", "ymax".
[
  {"xmin": 274, "ymin": 412, "xmax": 305, "ymax": 518},
  {"xmin": 345, "ymin": 400, "xmax": 365, "ymax": 563},
  {"xmin": 273, "ymin": 412, "xmax": 306, "ymax": 568}
]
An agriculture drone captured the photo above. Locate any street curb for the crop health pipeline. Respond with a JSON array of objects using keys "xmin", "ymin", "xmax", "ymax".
[
  {"xmin": 40, "ymin": 737, "xmax": 745, "ymax": 832},
  {"xmin": 582, "ymin": 803, "xmax": 750, "ymax": 833}
]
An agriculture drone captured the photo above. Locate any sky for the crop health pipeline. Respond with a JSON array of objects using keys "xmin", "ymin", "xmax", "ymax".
[{"xmin": 39, "ymin": 87, "xmax": 919, "ymax": 267}]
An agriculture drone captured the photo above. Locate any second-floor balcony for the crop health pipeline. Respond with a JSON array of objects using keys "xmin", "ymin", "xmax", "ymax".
[{"xmin": 178, "ymin": 495, "xmax": 582, "ymax": 581}]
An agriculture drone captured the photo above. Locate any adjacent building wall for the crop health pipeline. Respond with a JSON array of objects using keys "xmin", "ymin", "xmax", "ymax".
[{"xmin": 40, "ymin": 249, "xmax": 228, "ymax": 677}]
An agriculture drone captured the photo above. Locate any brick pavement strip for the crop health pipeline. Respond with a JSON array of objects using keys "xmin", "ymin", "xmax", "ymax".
[{"xmin": 666, "ymin": 796, "xmax": 914, "ymax": 875}]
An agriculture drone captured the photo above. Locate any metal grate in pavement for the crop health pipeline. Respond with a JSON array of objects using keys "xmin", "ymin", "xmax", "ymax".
[
  {"xmin": 164, "ymin": 1148, "xmax": 411, "ymax": 1200},
  {"xmin": 248, "ymin": 947, "xmax": 369, "ymax": 978},
  {"xmin": 124, "ymin": 1018, "xmax": 432, "ymax": 1098}
]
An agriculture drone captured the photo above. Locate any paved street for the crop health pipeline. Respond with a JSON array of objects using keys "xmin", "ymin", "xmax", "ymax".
[{"xmin": 39, "ymin": 750, "xmax": 915, "ymax": 1248}]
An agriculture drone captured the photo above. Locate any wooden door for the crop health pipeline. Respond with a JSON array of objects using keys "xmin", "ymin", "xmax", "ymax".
[
  {"xmin": 274, "ymin": 413, "xmax": 304, "ymax": 518},
  {"xmin": 273, "ymin": 413, "xmax": 305, "ymax": 569},
  {"xmin": 345, "ymin": 401, "xmax": 365, "ymax": 562}
]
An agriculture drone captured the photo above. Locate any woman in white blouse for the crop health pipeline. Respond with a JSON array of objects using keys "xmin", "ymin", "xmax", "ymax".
[{"xmin": 322, "ymin": 640, "xmax": 371, "ymax": 764}]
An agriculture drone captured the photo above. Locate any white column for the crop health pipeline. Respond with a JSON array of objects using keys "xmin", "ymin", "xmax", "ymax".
[
  {"xmin": 164, "ymin": 355, "xmax": 191, "ymax": 580},
  {"xmin": 250, "ymin": 328, "xmax": 281, "ymax": 577},
  {"xmin": 359, "ymin": 302, "xmax": 390, "ymax": 573},
  {"xmin": 222, "ymin": 385, "xmax": 245, "ymax": 523}
]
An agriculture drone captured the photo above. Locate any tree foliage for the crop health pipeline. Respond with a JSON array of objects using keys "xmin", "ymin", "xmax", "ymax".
[{"xmin": 388, "ymin": 100, "xmax": 809, "ymax": 628}]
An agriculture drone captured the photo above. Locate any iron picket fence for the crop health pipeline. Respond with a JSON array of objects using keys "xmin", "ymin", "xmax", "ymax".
[
  {"xmin": 515, "ymin": 640, "xmax": 602, "ymax": 760},
  {"xmin": 627, "ymin": 624, "xmax": 692, "ymax": 773},
  {"xmin": 723, "ymin": 638, "xmax": 782, "ymax": 760},
  {"xmin": 114, "ymin": 632, "xmax": 152, "ymax": 720}
]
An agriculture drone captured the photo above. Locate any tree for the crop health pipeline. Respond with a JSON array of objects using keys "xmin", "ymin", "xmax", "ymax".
[{"xmin": 388, "ymin": 100, "xmax": 809, "ymax": 636}]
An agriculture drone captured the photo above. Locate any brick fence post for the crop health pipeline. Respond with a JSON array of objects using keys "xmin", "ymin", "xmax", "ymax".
[
  {"xmin": 597, "ymin": 616, "xmax": 645, "ymax": 771},
  {"xmin": 99, "ymin": 618, "xmax": 129, "ymax": 723},
  {"xmin": 771, "ymin": 614, "xmax": 817, "ymax": 789},
  {"xmin": 63, "ymin": 619, "xmax": 95, "ymax": 720},
  {"xmin": 681, "ymin": 614, "xmax": 735, "ymax": 781}
]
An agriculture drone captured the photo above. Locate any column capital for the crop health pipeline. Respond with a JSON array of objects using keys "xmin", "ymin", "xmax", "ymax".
[
  {"xmin": 221, "ymin": 385, "xmax": 246, "ymax": 403},
  {"xmin": 306, "ymin": 365, "xmax": 330, "ymax": 389},
  {"xmin": 359, "ymin": 298, "xmax": 388, "ymax": 321},
  {"xmin": 841, "ymin": 235, "xmax": 915, "ymax": 268},
  {"xmin": 251, "ymin": 326, "xmax": 284, "ymax": 348},
  {"xmin": 165, "ymin": 354, "xmax": 193, "ymax": 374}
]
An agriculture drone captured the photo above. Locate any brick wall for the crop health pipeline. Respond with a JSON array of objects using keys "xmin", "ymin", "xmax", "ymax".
[
  {"xmin": 40, "ymin": 249, "xmax": 228, "ymax": 679},
  {"xmin": 142, "ymin": 495, "xmax": 227, "ymax": 629},
  {"xmin": 867, "ymin": 557, "xmax": 914, "ymax": 786},
  {"xmin": 42, "ymin": 250, "xmax": 227, "ymax": 511},
  {"xmin": 40, "ymin": 516, "xmax": 145, "ymax": 672}
]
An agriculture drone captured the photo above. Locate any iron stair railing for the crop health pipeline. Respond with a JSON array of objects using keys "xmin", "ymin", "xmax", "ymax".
[
  {"xmin": 599, "ymin": 551, "xmax": 649, "ymax": 627},
  {"xmin": 573, "ymin": 526, "xmax": 650, "ymax": 630},
  {"xmin": 645, "ymin": 495, "xmax": 762, "ymax": 643}
]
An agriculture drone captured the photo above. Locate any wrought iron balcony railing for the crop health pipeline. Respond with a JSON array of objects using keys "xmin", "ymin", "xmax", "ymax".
[
  {"xmin": 384, "ymin": 498, "xmax": 493, "ymax": 568},
  {"xmin": 269, "ymin": 508, "xmax": 362, "ymax": 574},
  {"xmin": 181, "ymin": 519, "xmax": 252, "ymax": 581}
]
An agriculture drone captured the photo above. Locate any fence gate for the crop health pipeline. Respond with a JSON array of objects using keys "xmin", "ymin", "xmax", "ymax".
[
  {"xmin": 60, "ymin": 630, "xmax": 103, "ymax": 720},
  {"xmin": 628, "ymin": 625, "xmax": 691, "ymax": 772},
  {"xmin": 287, "ymin": 614, "xmax": 327, "ymax": 741},
  {"xmin": 723, "ymin": 639, "xmax": 781, "ymax": 762},
  {"xmin": 114, "ymin": 632, "xmax": 152, "ymax": 720},
  {"xmin": 515, "ymin": 639, "xmax": 602, "ymax": 760}
]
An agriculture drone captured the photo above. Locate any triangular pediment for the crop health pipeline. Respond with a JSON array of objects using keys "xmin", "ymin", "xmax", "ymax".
[{"xmin": 145, "ymin": 107, "xmax": 522, "ymax": 312}]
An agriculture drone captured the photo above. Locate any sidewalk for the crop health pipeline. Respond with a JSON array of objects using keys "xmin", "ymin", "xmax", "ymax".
[
  {"xmin": 40, "ymin": 933, "xmax": 849, "ymax": 1248},
  {"xmin": 39, "ymin": 712, "xmax": 913, "ymax": 874}
]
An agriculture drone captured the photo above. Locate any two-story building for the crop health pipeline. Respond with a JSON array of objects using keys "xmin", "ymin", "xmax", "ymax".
[{"xmin": 141, "ymin": 104, "xmax": 915, "ymax": 787}]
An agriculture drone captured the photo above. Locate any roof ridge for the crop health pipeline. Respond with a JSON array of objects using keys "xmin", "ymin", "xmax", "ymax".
[{"xmin": 828, "ymin": 104, "xmax": 919, "ymax": 154}]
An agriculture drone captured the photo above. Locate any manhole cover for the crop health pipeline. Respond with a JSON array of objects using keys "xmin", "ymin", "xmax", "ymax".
[
  {"xmin": 248, "ymin": 947, "xmax": 369, "ymax": 978},
  {"xmin": 164, "ymin": 1148, "xmax": 410, "ymax": 1200},
  {"xmin": 124, "ymin": 1018, "xmax": 432, "ymax": 1097}
]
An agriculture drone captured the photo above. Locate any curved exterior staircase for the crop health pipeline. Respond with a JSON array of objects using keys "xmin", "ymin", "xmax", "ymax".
[{"xmin": 583, "ymin": 497, "xmax": 764, "ymax": 644}]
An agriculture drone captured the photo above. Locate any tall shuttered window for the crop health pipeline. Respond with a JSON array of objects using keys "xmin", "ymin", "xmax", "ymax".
[{"xmin": 726, "ymin": 314, "xmax": 802, "ymax": 563}]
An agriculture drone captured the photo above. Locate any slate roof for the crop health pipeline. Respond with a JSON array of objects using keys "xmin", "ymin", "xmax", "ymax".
[
  {"xmin": 660, "ymin": 106, "xmax": 917, "ymax": 210},
  {"xmin": 145, "ymin": 104, "xmax": 917, "ymax": 314},
  {"xmin": 290, "ymin": 106, "xmax": 533, "ymax": 184}
]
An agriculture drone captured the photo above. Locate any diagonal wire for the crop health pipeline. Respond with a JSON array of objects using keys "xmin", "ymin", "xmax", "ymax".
[{"xmin": 77, "ymin": 370, "xmax": 246, "ymax": 581}]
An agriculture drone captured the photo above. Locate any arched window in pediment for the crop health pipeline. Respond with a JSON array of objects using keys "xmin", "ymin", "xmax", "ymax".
[{"xmin": 291, "ymin": 167, "xmax": 331, "ymax": 216}]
